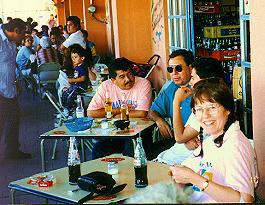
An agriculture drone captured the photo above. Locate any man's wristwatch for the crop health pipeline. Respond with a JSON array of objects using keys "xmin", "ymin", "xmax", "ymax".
[{"xmin": 200, "ymin": 179, "xmax": 209, "ymax": 192}]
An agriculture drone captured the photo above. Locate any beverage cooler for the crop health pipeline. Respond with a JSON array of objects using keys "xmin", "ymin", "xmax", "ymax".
[{"xmin": 167, "ymin": 0, "xmax": 252, "ymax": 138}]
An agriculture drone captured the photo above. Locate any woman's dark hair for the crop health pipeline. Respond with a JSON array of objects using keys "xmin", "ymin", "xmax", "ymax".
[
  {"xmin": 66, "ymin": 16, "xmax": 81, "ymax": 30},
  {"xmin": 191, "ymin": 77, "xmax": 236, "ymax": 157},
  {"xmin": 169, "ymin": 49, "xmax": 194, "ymax": 66}
]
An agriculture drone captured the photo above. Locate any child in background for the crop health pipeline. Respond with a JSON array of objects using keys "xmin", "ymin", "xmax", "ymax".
[
  {"xmin": 68, "ymin": 44, "xmax": 89, "ymax": 90},
  {"xmin": 61, "ymin": 44, "xmax": 90, "ymax": 109}
]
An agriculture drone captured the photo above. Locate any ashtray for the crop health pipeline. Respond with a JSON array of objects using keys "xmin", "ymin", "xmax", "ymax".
[{"xmin": 114, "ymin": 120, "xmax": 130, "ymax": 130}]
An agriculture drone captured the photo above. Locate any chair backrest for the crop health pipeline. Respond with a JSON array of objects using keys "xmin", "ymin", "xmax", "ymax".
[{"xmin": 38, "ymin": 62, "xmax": 61, "ymax": 83}]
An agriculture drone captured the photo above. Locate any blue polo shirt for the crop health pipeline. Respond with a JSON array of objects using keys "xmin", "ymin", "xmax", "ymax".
[{"xmin": 150, "ymin": 80, "xmax": 191, "ymax": 124}]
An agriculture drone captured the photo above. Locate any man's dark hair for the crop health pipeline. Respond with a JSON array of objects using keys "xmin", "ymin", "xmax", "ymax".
[
  {"xmin": 108, "ymin": 58, "xmax": 133, "ymax": 79},
  {"xmin": 7, "ymin": 17, "xmax": 12, "ymax": 21},
  {"xmin": 27, "ymin": 17, "xmax": 33, "ymax": 23},
  {"xmin": 51, "ymin": 27, "xmax": 60, "ymax": 36},
  {"xmin": 169, "ymin": 49, "xmax": 194, "ymax": 66},
  {"xmin": 2, "ymin": 18, "xmax": 26, "ymax": 33},
  {"xmin": 66, "ymin": 16, "xmax": 81, "ymax": 30},
  {"xmin": 192, "ymin": 57, "xmax": 225, "ymax": 81}
]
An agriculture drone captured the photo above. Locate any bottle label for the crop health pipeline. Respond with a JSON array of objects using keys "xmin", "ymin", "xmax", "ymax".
[
  {"xmin": 76, "ymin": 111, "xmax": 84, "ymax": 118},
  {"xmin": 134, "ymin": 158, "xmax": 147, "ymax": 167},
  {"xmin": 106, "ymin": 111, "xmax": 112, "ymax": 119}
]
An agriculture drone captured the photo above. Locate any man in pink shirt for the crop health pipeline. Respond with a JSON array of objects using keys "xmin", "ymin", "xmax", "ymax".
[{"xmin": 87, "ymin": 58, "xmax": 152, "ymax": 159}]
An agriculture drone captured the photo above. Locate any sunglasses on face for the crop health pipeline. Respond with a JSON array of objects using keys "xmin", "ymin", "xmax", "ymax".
[{"xmin": 167, "ymin": 65, "xmax": 183, "ymax": 73}]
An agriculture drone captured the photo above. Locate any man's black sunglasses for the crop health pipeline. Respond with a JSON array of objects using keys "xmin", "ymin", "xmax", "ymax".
[{"xmin": 167, "ymin": 65, "xmax": 183, "ymax": 73}]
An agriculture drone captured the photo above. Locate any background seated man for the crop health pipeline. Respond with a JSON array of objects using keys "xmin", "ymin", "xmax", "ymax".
[
  {"xmin": 87, "ymin": 58, "xmax": 152, "ymax": 159},
  {"xmin": 156, "ymin": 57, "xmax": 226, "ymax": 165},
  {"xmin": 16, "ymin": 35, "xmax": 35, "ymax": 77},
  {"xmin": 148, "ymin": 49, "xmax": 194, "ymax": 156}
]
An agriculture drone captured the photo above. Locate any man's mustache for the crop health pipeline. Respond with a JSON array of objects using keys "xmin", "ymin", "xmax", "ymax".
[{"xmin": 125, "ymin": 80, "xmax": 133, "ymax": 85}]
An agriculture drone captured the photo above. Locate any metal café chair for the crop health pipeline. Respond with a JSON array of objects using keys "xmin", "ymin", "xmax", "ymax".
[
  {"xmin": 45, "ymin": 89, "xmax": 68, "ymax": 159},
  {"xmin": 37, "ymin": 62, "xmax": 61, "ymax": 98}
]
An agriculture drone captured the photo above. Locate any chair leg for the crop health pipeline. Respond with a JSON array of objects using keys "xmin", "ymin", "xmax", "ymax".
[
  {"xmin": 51, "ymin": 139, "xmax": 58, "ymax": 160},
  {"xmin": 84, "ymin": 140, "xmax": 93, "ymax": 152}
]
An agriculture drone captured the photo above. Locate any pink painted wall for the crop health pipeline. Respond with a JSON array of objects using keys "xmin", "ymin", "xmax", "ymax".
[
  {"xmin": 250, "ymin": 1, "xmax": 265, "ymax": 199},
  {"xmin": 149, "ymin": 0, "xmax": 169, "ymax": 91}
]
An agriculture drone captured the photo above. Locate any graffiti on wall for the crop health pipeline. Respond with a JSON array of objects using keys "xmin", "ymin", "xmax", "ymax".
[{"xmin": 151, "ymin": 0, "xmax": 164, "ymax": 47}]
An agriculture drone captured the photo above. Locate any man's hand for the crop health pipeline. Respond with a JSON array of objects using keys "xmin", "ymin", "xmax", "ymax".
[
  {"xmin": 156, "ymin": 119, "xmax": 173, "ymax": 138},
  {"xmin": 184, "ymin": 137, "xmax": 200, "ymax": 150}
]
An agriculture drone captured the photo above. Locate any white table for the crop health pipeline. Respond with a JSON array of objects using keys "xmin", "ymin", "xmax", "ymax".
[
  {"xmin": 40, "ymin": 118, "xmax": 155, "ymax": 172},
  {"xmin": 9, "ymin": 155, "xmax": 171, "ymax": 204}
]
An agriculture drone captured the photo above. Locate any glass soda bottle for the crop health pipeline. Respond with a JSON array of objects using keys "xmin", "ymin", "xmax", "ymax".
[
  {"xmin": 68, "ymin": 137, "xmax": 81, "ymax": 185},
  {"xmin": 76, "ymin": 95, "xmax": 84, "ymax": 118},
  {"xmin": 120, "ymin": 93, "xmax": 129, "ymax": 121},
  {"xmin": 134, "ymin": 137, "xmax": 148, "ymax": 188},
  {"xmin": 105, "ymin": 91, "xmax": 113, "ymax": 120}
]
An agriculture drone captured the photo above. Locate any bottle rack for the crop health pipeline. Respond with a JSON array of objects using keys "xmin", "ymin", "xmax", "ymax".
[{"xmin": 194, "ymin": 1, "xmax": 240, "ymax": 85}]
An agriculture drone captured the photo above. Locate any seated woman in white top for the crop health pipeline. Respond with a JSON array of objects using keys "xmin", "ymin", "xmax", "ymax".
[{"xmin": 170, "ymin": 78, "xmax": 256, "ymax": 203}]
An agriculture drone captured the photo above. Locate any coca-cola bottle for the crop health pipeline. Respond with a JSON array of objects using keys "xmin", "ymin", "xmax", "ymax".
[
  {"xmin": 68, "ymin": 137, "xmax": 81, "ymax": 185},
  {"xmin": 134, "ymin": 137, "xmax": 148, "ymax": 188}
]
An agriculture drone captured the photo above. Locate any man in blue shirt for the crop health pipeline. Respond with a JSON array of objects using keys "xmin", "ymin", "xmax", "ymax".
[
  {"xmin": 148, "ymin": 49, "xmax": 194, "ymax": 149},
  {"xmin": 0, "ymin": 18, "xmax": 31, "ymax": 159}
]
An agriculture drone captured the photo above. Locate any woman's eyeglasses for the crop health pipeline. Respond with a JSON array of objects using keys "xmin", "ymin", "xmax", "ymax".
[
  {"xmin": 167, "ymin": 65, "xmax": 182, "ymax": 73},
  {"xmin": 192, "ymin": 104, "xmax": 220, "ymax": 117}
]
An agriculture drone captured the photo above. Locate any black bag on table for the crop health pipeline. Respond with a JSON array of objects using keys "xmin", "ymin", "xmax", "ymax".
[{"xmin": 77, "ymin": 171, "xmax": 127, "ymax": 204}]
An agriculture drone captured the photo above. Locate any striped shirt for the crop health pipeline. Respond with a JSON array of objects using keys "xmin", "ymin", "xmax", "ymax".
[
  {"xmin": 0, "ymin": 25, "xmax": 18, "ymax": 98},
  {"xmin": 37, "ymin": 47, "xmax": 59, "ymax": 66}
]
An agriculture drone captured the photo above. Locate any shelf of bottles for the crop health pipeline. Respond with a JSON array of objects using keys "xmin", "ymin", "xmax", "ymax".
[{"xmin": 194, "ymin": 0, "xmax": 240, "ymax": 86}]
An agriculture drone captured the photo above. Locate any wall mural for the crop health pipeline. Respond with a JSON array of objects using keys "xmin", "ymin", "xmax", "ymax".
[
  {"xmin": 150, "ymin": 0, "xmax": 167, "ymax": 92},
  {"xmin": 151, "ymin": 0, "xmax": 164, "ymax": 47}
]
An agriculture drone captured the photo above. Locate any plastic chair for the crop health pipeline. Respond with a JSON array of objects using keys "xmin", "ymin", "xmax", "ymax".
[{"xmin": 37, "ymin": 62, "xmax": 61, "ymax": 97}]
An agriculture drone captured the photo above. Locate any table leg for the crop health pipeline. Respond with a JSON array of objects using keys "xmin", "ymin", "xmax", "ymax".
[
  {"xmin": 40, "ymin": 139, "xmax": 46, "ymax": 172},
  {"xmin": 80, "ymin": 139, "xmax": 86, "ymax": 162},
  {"xmin": 10, "ymin": 188, "xmax": 15, "ymax": 204}
]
